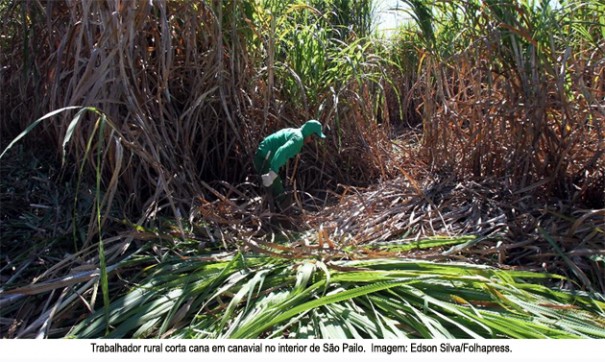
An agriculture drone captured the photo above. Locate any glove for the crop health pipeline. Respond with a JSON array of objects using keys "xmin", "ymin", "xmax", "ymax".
[{"xmin": 261, "ymin": 170, "xmax": 278, "ymax": 187}]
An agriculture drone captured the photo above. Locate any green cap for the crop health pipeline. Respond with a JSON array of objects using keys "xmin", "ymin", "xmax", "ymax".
[{"xmin": 301, "ymin": 120, "xmax": 326, "ymax": 139}]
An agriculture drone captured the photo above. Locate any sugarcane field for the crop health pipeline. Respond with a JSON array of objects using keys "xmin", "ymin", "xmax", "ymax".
[{"xmin": 1, "ymin": 0, "xmax": 604, "ymax": 341}]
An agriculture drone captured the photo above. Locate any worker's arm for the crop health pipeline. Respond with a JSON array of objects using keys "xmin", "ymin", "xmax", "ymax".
[{"xmin": 270, "ymin": 138, "xmax": 303, "ymax": 172}]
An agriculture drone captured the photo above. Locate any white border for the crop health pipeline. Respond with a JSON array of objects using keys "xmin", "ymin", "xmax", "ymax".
[{"xmin": 2, "ymin": 339, "xmax": 603, "ymax": 362}]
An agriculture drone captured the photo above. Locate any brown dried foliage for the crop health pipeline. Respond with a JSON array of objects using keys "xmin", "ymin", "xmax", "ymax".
[
  {"xmin": 1, "ymin": 1, "xmax": 391, "ymax": 221},
  {"xmin": 1, "ymin": 2, "xmax": 603, "ymax": 320},
  {"xmin": 417, "ymin": 35, "xmax": 605, "ymax": 207}
]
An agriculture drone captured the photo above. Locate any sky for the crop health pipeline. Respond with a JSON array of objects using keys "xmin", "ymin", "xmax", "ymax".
[
  {"xmin": 372, "ymin": 0, "xmax": 564, "ymax": 37},
  {"xmin": 373, "ymin": 0, "xmax": 411, "ymax": 36}
]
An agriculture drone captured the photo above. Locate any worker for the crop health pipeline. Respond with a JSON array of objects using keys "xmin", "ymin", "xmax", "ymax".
[{"xmin": 254, "ymin": 120, "xmax": 326, "ymax": 209}]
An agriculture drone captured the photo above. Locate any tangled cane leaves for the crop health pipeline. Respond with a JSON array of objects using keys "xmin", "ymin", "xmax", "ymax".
[
  {"xmin": 1, "ymin": 0, "xmax": 604, "ymax": 339},
  {"xmin": 66, "ymin": 255, "xmax": 605, "ymax": 339},
  {"xmin": 3, "ymin": 170, "xmax": 602, "ymax": 338}
]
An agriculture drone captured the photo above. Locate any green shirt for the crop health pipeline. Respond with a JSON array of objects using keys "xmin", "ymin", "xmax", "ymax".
[{"xmin": 255, "ymin": 128, "xmax": 304, "ymax": 173}]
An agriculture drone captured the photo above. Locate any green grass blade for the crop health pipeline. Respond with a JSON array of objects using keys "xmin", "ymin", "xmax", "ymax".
[{"xmin": 0, "ymin": 106, "xmax": 82, "ymax": 159}]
